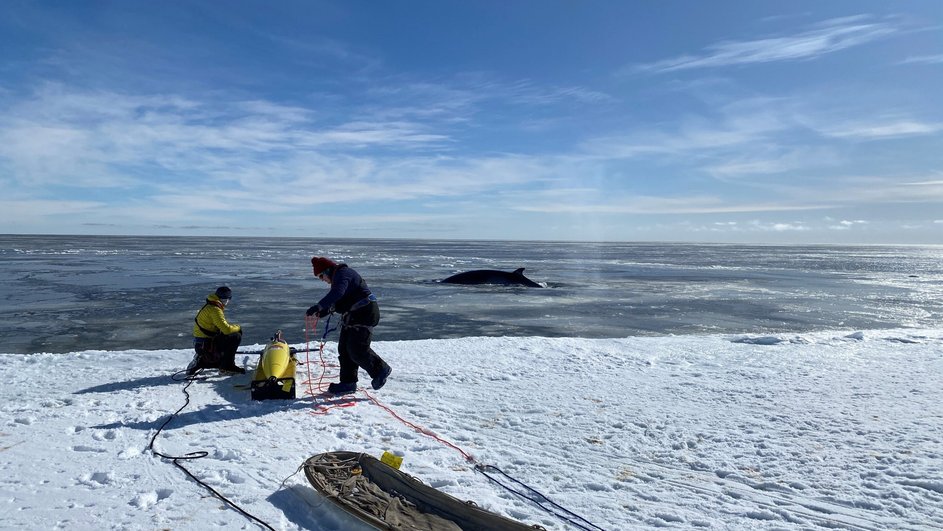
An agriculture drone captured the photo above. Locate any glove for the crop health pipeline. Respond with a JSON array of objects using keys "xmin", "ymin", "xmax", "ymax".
[
  {"xmin": 317, "ymin": 306, "xmax": 330, "ymax": 318},
  {"xmin": 306, "ymin": 305, "xmax": 320, "ymax": 317}
]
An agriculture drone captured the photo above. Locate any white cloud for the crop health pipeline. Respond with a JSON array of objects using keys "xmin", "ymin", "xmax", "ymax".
[
  {"xmin": 901, "ymin": 54, "xmax": 943, "ymax": 65},
  {"xmin": 768, "ymin": 174, "xmax": 943, "ymax": 207},
  {"xmin": 829, "ymin": 219, "xmax": 868, "ymax": 230},
  {"xmin": 685, "ymin": 220, "xmax": 813, "ymax": 233},
  {"xmin": 0, "ymin": 85, "xmax": 456, "ymax": 192},
  {"xmin": 514, "ymin": 194, "xmax": 831, "ymax": 215},
  {"xmin": 820, "ymin": 120, "xmax": 943, "ymax": 139},
  {"xmin": 768, "ymin": 222, "xmax": 810, "ymax": 232},
  {"xmin": 635, "ymin": 16, "xmax": 897, "ymax": 73},
  {"xmin": 366, "ymin": 74, "xmax": 612, "ymax": 123},
  {"xmin": 579, "ymin": 98, "xmax": 795, "ymax": 159},
  {"xmin": 505, "ymin": 83, "xmax": 614, "ymax": 106},
  {"xmin": 707, "ymin": 146, "xmax": 840, "ymax": 178}
]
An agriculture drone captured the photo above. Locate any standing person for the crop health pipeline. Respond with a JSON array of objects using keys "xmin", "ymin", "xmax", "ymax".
[
  {"xmin": 306, "ymin": 256, "xmax": 391, "ymax": 395},
  {"xmin": 187, "ymin": 286, "xmax": 245, "ymax": 375}
]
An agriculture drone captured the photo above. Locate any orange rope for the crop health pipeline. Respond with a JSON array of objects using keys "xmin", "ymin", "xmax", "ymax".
[
  {"xmin": 303, "ymin": 315, "xmax": 356, "ymax": 415},
  {"xmin": 362, "ymin": 389, "xmax": 475, "ymax": 463},
  {"xmin": 300, "ymin": 317, "xmax": 473, "ymax": 461},
  {"xmin": 302, "ymin": 315, "xmax": 317, "ymax": 397}
]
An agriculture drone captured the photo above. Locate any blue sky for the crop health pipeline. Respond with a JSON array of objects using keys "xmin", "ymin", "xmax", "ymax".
[{"xmin": 1, "ymin": 1, "xmax": 941, "ymax": 243}]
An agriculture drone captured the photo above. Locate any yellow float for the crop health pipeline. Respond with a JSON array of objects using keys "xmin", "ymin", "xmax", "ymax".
[{"xmin": 250, "ymin": 330, "xmax": 297, "ymax": 400}]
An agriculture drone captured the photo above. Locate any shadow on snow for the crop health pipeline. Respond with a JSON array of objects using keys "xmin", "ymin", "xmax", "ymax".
[{"xmin": 78, "ymin": 369, "xmax": 367, "ymax": 431}]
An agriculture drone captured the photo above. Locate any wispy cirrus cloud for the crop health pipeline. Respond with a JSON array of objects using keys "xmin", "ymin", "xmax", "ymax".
[
  {"xmin": 689, "ymin": 220, "xmax": 810, "ymax": 233},
  {"xmin": 0, "ymin": 81, "xmax": 617, "ymax": 236},
  {"xmin": 818, "ymin": 119, "xmax": 943, "ymax": 139},
  {"xmin": 577, "ymin": 97, "xmax": 799, "ymax": 161},
  {"xmin": 366, "ymin": 73, "xmax": 613, "ymax": 124},
  {"xmin": 901, "ymin": 54, "xmax": 943, "ymax": 65},
  {"xmin": 0, "ymin": 84, "xmax": 454, "ymax": 190},
  {"xmin": 706, "ymin": 147, "xmax": 840, "ymax": 178},
  {"xmin": 634, "ymin": 15, "xmax": 897, "ymax": 73},
  {"xmin": 772, "ymin": 174, "xmax": 943, "ymax": 205},
  {"xmin": 690, "ymin": 219, "xmax": 875, "ymax": 234},
  {"xmin": 513, "ymin": 194, "xmax": 832, "ymax": 215}
]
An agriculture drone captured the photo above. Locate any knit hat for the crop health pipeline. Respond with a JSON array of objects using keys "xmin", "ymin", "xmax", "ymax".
[
  {"xmin": 215, "ymin": 286, "xmax": 233, "ymax": 300},
  {"xmin": 311, "ymin": 256, "xmax": 337, "ymax": 276}
]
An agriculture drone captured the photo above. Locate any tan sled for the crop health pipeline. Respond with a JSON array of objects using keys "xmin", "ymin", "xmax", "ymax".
[{"xmin": 302, "ymin": 451, "xmax": 541, "ymax": 531}]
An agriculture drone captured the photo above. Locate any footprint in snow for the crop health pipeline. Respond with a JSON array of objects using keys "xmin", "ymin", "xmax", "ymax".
[
  {"xmin": 118, "ymin": 446, "xmax": 142, "ymax": 459},
  {"xmin": 654, "ymin": 512, "xmax": 685, "ymax": 523},
  {"xmin": 584, "ymin": 481, "xmax": 611, "ymax": 492},
  {"xmin": 78, "ymin": 471, "xmax": 113, "ymax": 487},
  {"xmin": 129, "ymin": 489, "xmax": 173, "ymax": 509},
  {"xmin": 212, "ymin": 448, "xmax": 240, "ymax": 462},
  {"xmin": 70, "ymin": 445, "xmax": 106, "ymax": 453},
  {"xmin": 408, "ymin": 443, "xmax": 438, "ymax": 453},
  {"xmin": 91, "ymin": 429, "xmax": 117, "ymax": 441},
  {"xmin": 40, "ymin": 398, "xmax": 74, "ymax": 408},
  {"xmin": 222, "ymin": 470, "xmax": 247, "ymax": 485}
]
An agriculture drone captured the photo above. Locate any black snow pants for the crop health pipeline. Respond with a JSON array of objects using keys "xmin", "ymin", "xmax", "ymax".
[
  {"xmin": 195, "ymin": 330, "xmax": 242, "ymax": 368},
  {"xmin": 337, "ymin": 301, "xmax": 389, "ymax": 384}
]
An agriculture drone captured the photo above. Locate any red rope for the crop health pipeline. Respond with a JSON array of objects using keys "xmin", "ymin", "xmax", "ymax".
[
  {"xmin": 302, "ymin": 315, "xmax": 356, "ymax": 415},
  {"xmin": 300, "ymin": 317, "xmax": 473, "ymax": 461},
  {"xmin": 362, "ymin": 389, "xmax": 475, "ymax": 463},
  {"xmin": 302, "ymin": 315, "xmax": 317, "ymax": 397}
]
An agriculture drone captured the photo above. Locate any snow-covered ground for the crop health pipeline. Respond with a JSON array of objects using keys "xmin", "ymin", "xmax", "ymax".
[{"xmin": 2, "ymin": 329, "xmax": 942, "ymax": 530}]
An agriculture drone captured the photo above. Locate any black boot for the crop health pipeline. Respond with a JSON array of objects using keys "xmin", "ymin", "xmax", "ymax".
[
  {"xmin": 327, "ymin": 381, "xmax": 357, "ymax": 395},
  {"xmin": 219, "ymin": 365, "xmax": 246, "ymax": 375},
  {"xmin": 371, "ymin": 364, "xmax": 392, "ymax": 390}
]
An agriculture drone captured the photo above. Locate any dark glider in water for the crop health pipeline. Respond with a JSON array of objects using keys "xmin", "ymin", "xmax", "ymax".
[{"xmin": 441, "ymin": 268, "xmax": 542, "ymax": 287}]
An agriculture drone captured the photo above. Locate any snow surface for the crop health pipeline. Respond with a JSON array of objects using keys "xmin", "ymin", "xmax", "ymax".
[{"xmin": 2, "ymin": 329, "xmax": 942, "ymax": 530}]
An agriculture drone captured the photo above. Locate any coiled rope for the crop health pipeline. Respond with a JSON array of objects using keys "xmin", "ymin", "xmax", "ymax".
[{"xmin": 302, "ymin": 314, "xmax": 357, "ymax": 415}]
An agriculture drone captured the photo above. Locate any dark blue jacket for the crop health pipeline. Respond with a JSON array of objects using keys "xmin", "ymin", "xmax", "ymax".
[{"xmin": 317, "ymin": 264, "xmax": 373, "ymax": 314}]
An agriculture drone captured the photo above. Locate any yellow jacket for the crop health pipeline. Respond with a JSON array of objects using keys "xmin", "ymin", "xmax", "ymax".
[{"xmin": 193, "ymin": 294, "xmax": 241, "ymax": 338}]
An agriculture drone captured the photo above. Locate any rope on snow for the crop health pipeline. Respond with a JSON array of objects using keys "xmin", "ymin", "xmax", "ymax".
[
  {"xmin": 148, "ymin": 369, "xmax": 275, "ymax": 531},
  {"xmin": 301, "ymin": 315, "xmax": 607, "ymax": 531}
]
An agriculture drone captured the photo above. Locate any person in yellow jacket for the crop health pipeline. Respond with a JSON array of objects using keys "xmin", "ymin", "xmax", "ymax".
[{"xmin": 187, "ymin": 286, "xmax": 245, "ymax": 375}]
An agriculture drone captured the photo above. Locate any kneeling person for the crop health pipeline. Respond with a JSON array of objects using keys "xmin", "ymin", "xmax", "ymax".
[{"xmin": 188, "ymin": 286, "xmax": 245, "ymax": 375}]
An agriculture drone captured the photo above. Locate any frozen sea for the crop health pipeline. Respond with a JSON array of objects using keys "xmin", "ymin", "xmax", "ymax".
[
  {"xmin": 1, "ymin": 235, "xmax": 941, "ymax": 530},
  {"xmin": 1, "ymin": 234, "xmax": 942, "ymax": 354}
]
